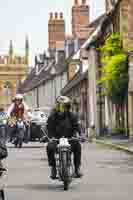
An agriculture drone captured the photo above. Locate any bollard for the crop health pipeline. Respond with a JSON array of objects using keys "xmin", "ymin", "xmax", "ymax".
[{"xmin": 88, "ymin": 126, "xmax": 95, "ymax": 143}]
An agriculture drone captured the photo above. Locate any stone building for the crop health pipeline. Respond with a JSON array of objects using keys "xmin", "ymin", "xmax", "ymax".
[
  {"xmin": 61, "ymin": 14, "xmax": 105, "ymax": 134},
  {"xmin": 105, "ymin": 0, "xmax": 133, "ymax": 138},
  {"xmin": 19, "ymin": 50, "xmax": 67, "ymax": 114},
  {"xmin": 79, "ymin": 0, "xmax": 133, "ymax": 138},
  {"xmin": 0, "ymin": 38, "xmax": 29, "ymax": 109}
]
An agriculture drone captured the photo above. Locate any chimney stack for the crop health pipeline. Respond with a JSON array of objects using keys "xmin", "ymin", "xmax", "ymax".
[
  {"xmin": 72, "ymin": 0, "xmax": 90, "ymax": 39},
  {"xmin": 48, "ymin": 11, "xmax": 65, "ymax": 50}
]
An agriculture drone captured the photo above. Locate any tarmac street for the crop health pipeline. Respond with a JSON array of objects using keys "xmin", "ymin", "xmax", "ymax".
[{"xmin": 4, "ymin": 142, "xmax": 133, "ymax": 200}]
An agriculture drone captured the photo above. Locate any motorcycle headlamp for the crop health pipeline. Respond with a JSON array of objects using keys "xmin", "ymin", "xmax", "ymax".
[{"xmin": 3, "ymin": 119, "xmax": 7, "ymax": 124}]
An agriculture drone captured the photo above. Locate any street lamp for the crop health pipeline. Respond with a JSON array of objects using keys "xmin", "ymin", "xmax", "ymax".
[
  {"xmin": 50, "ymin": 67, "xmax": 57, "ymax": 103},
  {"xmin": 4, "ymin": 81, "xmax": 11, "ymax": 108}
]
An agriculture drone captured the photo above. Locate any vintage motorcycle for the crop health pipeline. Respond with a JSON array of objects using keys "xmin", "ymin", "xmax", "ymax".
[
  {"xmin": 54, "ymin": 137, "xmax": 74, "ymax": 191},
  {"xmin": 41, "ymin": 126, "xmax": 79, "ymax": 191}
]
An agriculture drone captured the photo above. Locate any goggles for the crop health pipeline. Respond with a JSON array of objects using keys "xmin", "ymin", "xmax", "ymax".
[
  {"xmin": 55, "ymin": 103, "xmax": 65, "ymax": 113},
  {"xmin": 15, "ymin": 98, "xmax": 22, "ymax": 101}
]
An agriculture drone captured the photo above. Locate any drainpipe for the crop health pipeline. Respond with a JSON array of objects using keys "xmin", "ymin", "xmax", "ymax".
[{"xmin": 36, "ymin": 87, "xmax": 39, "ymax": 108}]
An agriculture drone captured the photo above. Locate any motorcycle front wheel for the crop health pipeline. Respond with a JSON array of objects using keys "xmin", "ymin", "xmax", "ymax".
[
  {"xmin": 61, "ymin": 151, "xmax": 70, "ymax": 191},
  {"xmin": 0, "ymin": 189, "xmax": 5, "ymax": 200}
]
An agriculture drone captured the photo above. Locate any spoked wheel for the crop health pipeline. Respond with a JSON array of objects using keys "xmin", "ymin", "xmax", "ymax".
[
  {"xmin": 62, "ymin": 152, "xmax": 71, "ymax": 191},
  {"xmin": 19, "ymin": 141, "xmax": 23, "ymax": 148},
  {"xmin": 0, "ymin": 190, "xmax": 5, "ymax": 200},
  {"xmin": 64, "ymin": 179, "xmax": 69, "ymax": 191},
  {"xmin": 18, "ymin": 130, "xmax": 24, "ymax": 148},
  {"xmin": 18, "ymin": 138, "xmax": 23, "ymax": 148},
  {"xmin": 14, "ymin": 139, "xmax": 18, "ymax": 148}
]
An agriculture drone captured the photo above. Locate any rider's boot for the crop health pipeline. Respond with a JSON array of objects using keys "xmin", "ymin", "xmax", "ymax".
[
  {"xmin": 50, "ymin": 166, "xmax": 57, "ymax": 179},
  {"xmin": 0, "ymin": 161, "xmax": 7, "ymax": 172},
  {"xmin": 74, "ymin": 167, "xmax": 83, "ymax": 178}
]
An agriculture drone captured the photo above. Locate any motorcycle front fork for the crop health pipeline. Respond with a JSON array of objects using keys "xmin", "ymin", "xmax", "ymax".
[{"xmin": 56, "ymin": 151, "xmax": 72, "ymax": 179}]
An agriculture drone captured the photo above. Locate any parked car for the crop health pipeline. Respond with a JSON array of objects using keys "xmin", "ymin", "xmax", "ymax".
[
  {"xmin": 0, "ymin": 112, "xmax": 8, "ymax": 141},
  {"xmin": 30, "ymin": 110, "xmax": 48, "ymax": 141}
]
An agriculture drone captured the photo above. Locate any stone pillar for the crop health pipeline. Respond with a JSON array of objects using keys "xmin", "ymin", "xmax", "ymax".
[
  {"xmin": 128, "ymin": 0, "xmax": 133, "ymax": 49},
  {"xmin": 88, "ymin": 47, "xmax": 100, "ymax": 137},
  {"xmin": 105, "ymin": 96, "xmax": 109, "ymax": 127},
  {"xmin": 12, "ymin": 83, "xmax": 17, "ymax": 98},
  {"xmin": 0, "ymin": 82, "xmax": 4, "ymax": 107},
  {"xmin": 128, "ymin": 54, "xmax": 133, "ymax": 139},
  {"xmin": 128, "ymin": 94, "xmax": 133, "ymax": 139},
  {"xmin": 120, "ymin": 0, "xmax": 129, "ymax": 48}
]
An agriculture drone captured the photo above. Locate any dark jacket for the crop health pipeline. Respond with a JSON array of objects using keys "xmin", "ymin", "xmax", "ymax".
[{"xmin": 47, "ymin": 111, "xmax": 81, "ymax": 139}]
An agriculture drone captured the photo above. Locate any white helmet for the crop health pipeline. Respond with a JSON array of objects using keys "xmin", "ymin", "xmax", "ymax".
[
  {"xmin": 56, "ymin": 96, "xmax": 71, "ymax": 104},
  {"xmin": 15, "ymin": 94, "xmax": 23, "ymax": 100}
]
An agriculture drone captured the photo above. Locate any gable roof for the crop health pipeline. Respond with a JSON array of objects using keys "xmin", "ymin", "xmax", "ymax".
[
  {"xmin": 19, "ymin": 54, "xmax": 67, "ymax": 93},
  {"xmin": 84, "ymin": 0, "xmax": 121, "ymax": 50},
  {"xmin": 61, "ymin": 71, "xmax": 88, "ymax": 95}
]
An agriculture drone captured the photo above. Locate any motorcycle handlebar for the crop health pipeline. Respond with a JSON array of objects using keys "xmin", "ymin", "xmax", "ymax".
[{"xmin": 50, "ymin": 137, "xmax": 81, "ymax": 142}]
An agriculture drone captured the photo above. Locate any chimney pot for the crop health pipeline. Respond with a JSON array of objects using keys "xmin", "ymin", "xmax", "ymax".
[
  {"xmin": 82, "ymin": 0, "xmax": 86, "ymax": 5},
  {"xmin": 60, "ymin": 12, "xmax": 63, "ymax": 19},
  {"xmin": 50, "ymin": 12, "xmax": 53, "ymax": 19},
  {"xmin": 55, "ymin": 12, "xmax": 58, "ymax": 19},
  {"xmin": 74, "ymin": 0, "xmax": 78, "ymax": 5}
]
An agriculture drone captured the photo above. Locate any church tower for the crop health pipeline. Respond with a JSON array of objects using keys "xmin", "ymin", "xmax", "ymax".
[
  {"xmin": 25, "ymin": 36, "xmax": 29, "ymax": 65},
  {"xmin": 9, "ymin": 40, "xmax": 13, "ymax": 64}
]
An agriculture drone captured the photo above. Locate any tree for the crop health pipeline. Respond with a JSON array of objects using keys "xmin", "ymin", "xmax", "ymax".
[{"xmin": 99, "ymin": 33, "xmax": 128, "ymax": 130}]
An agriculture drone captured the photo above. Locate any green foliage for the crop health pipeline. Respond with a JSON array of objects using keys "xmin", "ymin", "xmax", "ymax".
[
  {"xmin": 99, "ymin": 33, "xmax": 128, "ymax": 104},
  {"xmin": 112, "ymin": 127, "xmax": 127, "ymax": 135}
]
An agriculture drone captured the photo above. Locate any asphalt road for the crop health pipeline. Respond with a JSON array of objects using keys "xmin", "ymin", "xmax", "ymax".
[{"xmin": 4, "ymin": 142, "xmax": 133, "ymax": 200}]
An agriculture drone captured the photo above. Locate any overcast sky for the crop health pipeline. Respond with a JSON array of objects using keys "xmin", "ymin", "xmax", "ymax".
[{"xmin": 0, "ymin": 0, "xmax": 105, "ymax": 64}]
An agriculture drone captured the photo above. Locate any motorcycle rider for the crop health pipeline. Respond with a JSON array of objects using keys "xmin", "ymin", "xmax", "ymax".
[
  {"xmin": 47, "ymin": 96, "xmax": 82, "ymax": 179},
  {"xmin": 7, "ymin": 94, "xmax": 31, "ymax": 119},
  {"xmin": 7, "ymin": 94, "xmax": 32, "ymax": 142}
]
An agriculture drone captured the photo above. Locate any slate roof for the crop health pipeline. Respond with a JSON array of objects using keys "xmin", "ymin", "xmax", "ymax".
[
  {"xmin": 84, "ymin": 0, "xmax": 121, "ymax": 50},
  {"xmin": 61, "ymin": 71, "xmax": 88, "ymax": 95},
  {"xmin": 18, "ymin": 56, "xmax": 67, "ymax": 94}
]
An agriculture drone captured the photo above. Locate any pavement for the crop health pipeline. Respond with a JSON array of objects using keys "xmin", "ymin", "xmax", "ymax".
[
  {"xmin": 2, "ymin": 142, "xmax": 133, "ymax": 199},
  {"xmin": 7, "ymin": 142, "xmax": 44, "ymax": 149},
  {"xmin": 93, "ymin": 137, "xmax": 133, "ymax": 154}
]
